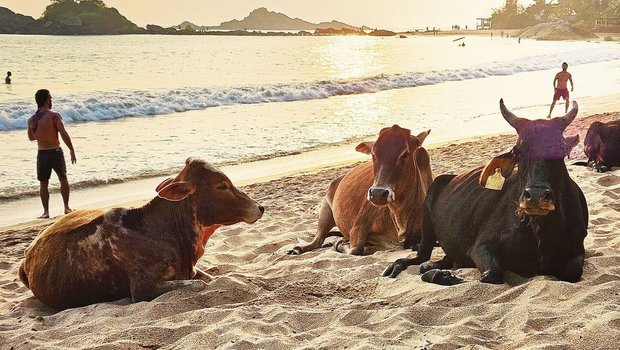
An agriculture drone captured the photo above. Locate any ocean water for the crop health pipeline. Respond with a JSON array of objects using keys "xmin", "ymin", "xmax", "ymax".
[{"xmin": 1, "ymin": 34, "xmax": 619, "ymax": 199}]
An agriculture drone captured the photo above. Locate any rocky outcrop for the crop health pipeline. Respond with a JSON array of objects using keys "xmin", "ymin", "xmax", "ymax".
[
  {"xmin": 146, "ymin": 24, "xmax": 178, "ymax": 35},
  {"xmin": 212, "ymin": 7, "xmax": 360, "ymax": 31},
  {"xmin": 369, "ymin": 29, "xmax": 396, "ymax": 37},
  {"xmin": 0, "ymin": 2, "xmax": 144, "ymax": 35},
  {"xmin": 512, "ymin": 21, "xmax": 597, "ymax": 40},
  {"xmin": 0, "ymin": 7, "xmax": 41, "ymax": 34}
]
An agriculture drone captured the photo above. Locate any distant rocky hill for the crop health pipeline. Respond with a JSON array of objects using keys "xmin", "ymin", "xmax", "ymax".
[
  {"xmin": 211, "ymin": 7, "xmax": 362, "ymax": 31},
  {"xmin": 0, "ymin": 7, "xmax": 40, "ymax": 34},
  {"xmin": 0, "ymin": 0, "xmax": 143, "ymax": 35}
]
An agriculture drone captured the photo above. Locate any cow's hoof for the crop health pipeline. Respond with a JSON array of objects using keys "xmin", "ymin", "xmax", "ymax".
[
  {"xmin": 381, "ymin": 258, "xmax": 409, "ymax": 278},
  {"xmin": 421, "ymin": 269, "xmax": 463, "ymax": 285},
  {"xmin": 479, "ymin": 270, "xmax": 503, "ymax": 284},
  {"xmin": 595, "ymin": 165, "xmax": 611, "ymax": 173},
  {"xmin": 419, "ymin": 261, "xmax": 435, "ymax": 274},
  {"xmin": 321, "ymin": 242, "xmax": 334, "ymax": 248},
  {"xmin": 287, "ymin": 247, "xmax": 302, "ymax": 255},
  {"xmin": 333, "ymin": 239, "xmax": 349, "ymax": 253}
]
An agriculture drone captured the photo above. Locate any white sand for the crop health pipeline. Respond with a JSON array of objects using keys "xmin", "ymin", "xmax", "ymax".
[{"xmin": 1, "ymin": 112, "xmax": 620, "ymax": 349}]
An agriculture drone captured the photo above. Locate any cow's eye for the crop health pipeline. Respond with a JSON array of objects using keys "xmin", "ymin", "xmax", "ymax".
[{"xmin": 216, "ymin": 183, "xmax": 229, "ymax": 191}]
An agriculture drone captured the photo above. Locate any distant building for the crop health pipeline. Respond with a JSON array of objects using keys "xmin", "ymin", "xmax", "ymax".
[
  {"xmin": 595, "ymin": 17, "xmax": 620, "ymax": 32},
  {"xmin": 476, "ymin": 18, "xmax": 492, "ymax": 30}
]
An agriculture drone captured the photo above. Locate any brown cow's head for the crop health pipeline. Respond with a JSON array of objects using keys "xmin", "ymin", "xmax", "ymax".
[
  {"xmin": 157, "ymin": 158, "xmax": 264, "ymax": 225},
  {"xmin": 356, "ymin": 125, "xmax": 430, "ymax": 207},
  {"xmin": 480, "ymin": 99, "xmax": 578, "ymax": 216}
]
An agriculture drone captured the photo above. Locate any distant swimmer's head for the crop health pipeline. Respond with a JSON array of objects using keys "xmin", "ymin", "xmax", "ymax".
[
  {"xmin": 35, "ymin": 89, "xmax": 52, "ymax": 109},
  {"xmin": 562, "ymin": 62, "xmax": 568, "ymax": 71},
  {"xmin": 6, "ymin": 71, "xmax": 10, "ymax": 77}
]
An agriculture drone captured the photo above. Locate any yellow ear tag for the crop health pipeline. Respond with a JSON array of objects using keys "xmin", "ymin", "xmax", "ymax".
[{"xmin": 485, "ymin": 168, "xmax": 505, "ymax": 191}]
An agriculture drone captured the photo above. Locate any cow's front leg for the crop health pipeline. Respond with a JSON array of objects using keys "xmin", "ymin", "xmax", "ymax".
[
  {"xmin": 557, "ymin": 254, "xmax": 584, "ymax": 282},
  {"xmin": 468, "ymin": 244, "xmax": 503, "ymax": 284},
  {"xmin": 335, "ymin": 225, "xmax": 369, "ymax": 255}
]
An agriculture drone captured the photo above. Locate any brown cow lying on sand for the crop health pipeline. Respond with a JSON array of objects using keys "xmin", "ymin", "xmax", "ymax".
[
  {"xmin": 19, "ymin": 158, "xmax": 264, "ymax": 310},
  {"xmin": 289, "ymin": 125, "xmax": 433, "ymax": 255}
]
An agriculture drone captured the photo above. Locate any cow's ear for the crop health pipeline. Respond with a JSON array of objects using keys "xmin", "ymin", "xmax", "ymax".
[
  {"xmin": 565, "ymin": 134, "xmax": 579, "ymax": 159},
  {"xmin": 157, "ymin": 181, "xmax": 196, "ymax": 202},
  {"xmin": 479, "ymin": 152, "xmax": 517, "ymax": 187},
  {"xmin": 355, "ymin": 141, "xmax": 374, "ymax": 155},
  {"xmin": 155, "ymin": 178, "xmax": 174, "ymax": 193},
  {"xmin": 416, "ymin": 129, "xmax": 431, "ymax": 145}
]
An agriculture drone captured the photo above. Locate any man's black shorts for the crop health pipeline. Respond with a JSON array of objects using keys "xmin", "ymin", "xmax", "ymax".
[{"xmin": 37, "ymin": 148, "xmax": 67, "ymax": 181}]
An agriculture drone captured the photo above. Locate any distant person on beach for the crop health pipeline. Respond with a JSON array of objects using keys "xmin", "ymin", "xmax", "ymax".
[
  {"xmin": 5, "ymin": 71, "xmax": 10, "ymax": 84},
  {"xmin": 27, "ymin": 89, "xmax": 77, "ymax": 218},
  {"xmin": 547, "ymin": 62, "xmax": 574, "ymax": 118}
]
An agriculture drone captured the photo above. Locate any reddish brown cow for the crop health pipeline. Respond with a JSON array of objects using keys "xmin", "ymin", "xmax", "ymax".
[
  {"xmin": 289, "ymin": 125, "xmax": 433, "ymax": 255},
  {"xmin": 583, "ymin": 120, "xmax": 620, "ymax": 172},
  {"xmin": 19, "ymin": 158, "xmax": 264, "ymax": 310}
]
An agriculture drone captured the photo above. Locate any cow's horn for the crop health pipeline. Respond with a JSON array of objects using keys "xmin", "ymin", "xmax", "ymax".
[
  {"xmin": 559, "ymin": 101, "xmax": 578, "ymax": 127},
  {"xmin": 499, "ymin": 99, "xmax": 522, "ymax": 129}
]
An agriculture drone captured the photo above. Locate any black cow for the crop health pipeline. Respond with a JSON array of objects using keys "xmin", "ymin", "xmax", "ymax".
[
  {"xmin": 382, "ymin": 99, "xmax": 588, "ymax": 285},
  {"xmin": 583, "ymin": 120, "xmax": 620, "ymax": 172}
]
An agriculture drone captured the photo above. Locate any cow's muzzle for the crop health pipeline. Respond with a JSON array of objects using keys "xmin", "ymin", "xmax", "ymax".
[
  {"xmin": 367, "ymin": 187, "xmax": 395, "ymax": 206},
  {"xmin": 243, "ymin": 204, "xmax": 264, "ymax": 224},
  {"xmin": 519, "ymin": 187, "xmax": 556, "ymax": 216}
]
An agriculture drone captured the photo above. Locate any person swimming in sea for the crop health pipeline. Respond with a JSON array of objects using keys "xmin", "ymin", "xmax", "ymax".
[{"xmin": 5, "ymin": 71, "xmax": 11, "ymax": 84}]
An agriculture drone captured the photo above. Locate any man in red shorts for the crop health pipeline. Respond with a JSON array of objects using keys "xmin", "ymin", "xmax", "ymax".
[
  {"xmin": 547, "ymin": 62, "xmax": 574, "ymax": 118},
  {"xmin": 27, "ymin": 89, "xmax": 77, "ymax": 218}
]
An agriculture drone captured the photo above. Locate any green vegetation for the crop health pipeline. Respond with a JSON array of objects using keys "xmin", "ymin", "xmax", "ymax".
[
  {"xmin": 41, "ymin": 0, "xmax": 143, "ymax": 34},
  {"xmin": 491, "ymin": 0, "xmax": 620, "ymax": 29}
]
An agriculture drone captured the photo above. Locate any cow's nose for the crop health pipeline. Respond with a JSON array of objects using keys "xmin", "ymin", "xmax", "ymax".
[
  {"xmin": 522, "ymin": 187, "xmax": 554, "ymax": 205},
  {"xmin": 368, "ymin": 187, "xmax": 393, "ymax": 205},
  {"xmin": 258, "ymin": 205, "xmax": 265, "ymax": 213}
]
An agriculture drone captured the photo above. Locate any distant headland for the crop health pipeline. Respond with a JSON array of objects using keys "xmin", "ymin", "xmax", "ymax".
[{"xmin": 0, "ymin": 1, "xmax": 376, "ymax": 36}]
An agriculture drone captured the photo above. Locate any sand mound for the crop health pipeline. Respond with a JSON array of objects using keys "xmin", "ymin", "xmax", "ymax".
[
  {"xmin": 512, "ymin": 20, "xmax": 597, "ymax": 40},
  {"xmin": 2, "ymin": 112, "xmax": 620, "ymax": 348}
]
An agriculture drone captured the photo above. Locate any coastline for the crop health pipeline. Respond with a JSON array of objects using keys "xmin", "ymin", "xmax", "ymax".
[{"xmin": 2, "ymin": 109, "xmax": 619, "ymax": 348}]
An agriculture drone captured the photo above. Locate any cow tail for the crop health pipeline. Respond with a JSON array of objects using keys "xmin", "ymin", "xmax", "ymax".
[
  {"xmin": 18, "ymin": 260, "xmax": 30, "ymax": 289},
  {"xmin": 416, "ymin": 174, "xmax": 457, "ymax": 263}
]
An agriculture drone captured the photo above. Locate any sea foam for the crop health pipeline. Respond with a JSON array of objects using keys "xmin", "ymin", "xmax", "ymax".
[{"xmin": 1, "ymin": 46, "xmax": 619, "ymax": 131}]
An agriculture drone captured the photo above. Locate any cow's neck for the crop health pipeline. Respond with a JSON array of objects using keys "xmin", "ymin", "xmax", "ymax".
[
  {"xmin": 518, "ymin": 159, "xmax": 571, "ymax": 269},
  {"xmin": 137, "ymin": 197, "xmax": 200, "ymax": 276},
  {"xmin": 388, "ymin": 179, "xmax": 425, "ymax": 241}
]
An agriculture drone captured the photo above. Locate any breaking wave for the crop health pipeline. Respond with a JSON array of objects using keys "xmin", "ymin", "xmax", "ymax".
[{"xmin": 2, "ymin": 45, "xmax": 619, "ymax": 131}]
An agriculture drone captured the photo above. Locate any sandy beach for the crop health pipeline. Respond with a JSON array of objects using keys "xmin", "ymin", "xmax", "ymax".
[{"xmin": 1, "ymin": 110, "xmax": 619, "ymax": 349}]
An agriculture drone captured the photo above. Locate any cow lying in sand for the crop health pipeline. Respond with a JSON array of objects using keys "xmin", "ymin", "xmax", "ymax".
[
  {"xmin": 383, "ymin": 100, "xmax": 588, "ymax": 284},
  {"xmin": 289, "ymin": 125, "xmax": 433, "ymax": 256},
  {"xmin": 582, "ymin": 120, "xmax": 620, "ymax": 172},
  {"xmin": 19, "ymin": 158, "xmax": 264, "ymax": 310}
]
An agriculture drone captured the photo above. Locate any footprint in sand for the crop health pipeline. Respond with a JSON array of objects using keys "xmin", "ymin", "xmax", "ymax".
[{"xmin": 596, "ymin": 174, "xmax": 620, "ymax": 187}]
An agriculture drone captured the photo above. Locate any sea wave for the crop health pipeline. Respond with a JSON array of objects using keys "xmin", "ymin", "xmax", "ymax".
[{"xmin": 1, "ymin": 46, "xmax": 619, "ymax": 131}]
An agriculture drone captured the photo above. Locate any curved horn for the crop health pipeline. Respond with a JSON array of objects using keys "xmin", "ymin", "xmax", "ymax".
[
  {"xmin": 499, "ymin": 98, "xmax": 522, "ymax": 129},
  {"xmin": 559, "ymin": 101, "xmax": 578, "ymax": 127}
]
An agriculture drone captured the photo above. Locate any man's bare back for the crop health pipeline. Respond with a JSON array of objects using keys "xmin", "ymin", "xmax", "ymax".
[{"xmin": 28, "ymin": 111, "xmax": 64, "ymax": 150}]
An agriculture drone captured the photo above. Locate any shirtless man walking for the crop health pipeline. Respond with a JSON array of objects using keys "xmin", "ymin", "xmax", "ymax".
[
  {"xmin": 27, "ymin": 89, "xmax": 77, "ymax": 218},
  {"xmin": 547, "ymin": 62, "xmax": 574, "ymax": 118}
]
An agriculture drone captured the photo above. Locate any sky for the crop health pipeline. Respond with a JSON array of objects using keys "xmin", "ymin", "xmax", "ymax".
[{"xmin": 0, "ymin": 0, "xmax": 536, "ymax": 30}]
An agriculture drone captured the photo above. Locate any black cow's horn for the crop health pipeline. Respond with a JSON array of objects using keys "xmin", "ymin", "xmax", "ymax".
[
  {"xmin": 559, "ymin": 101, "xmax": 578, "ymax": 127},
  {"xmin": 499, "ymin": 99, "xmax": 522, "ymax": 129}
]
